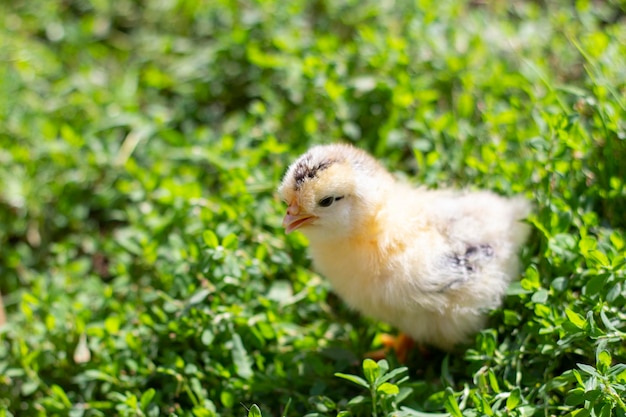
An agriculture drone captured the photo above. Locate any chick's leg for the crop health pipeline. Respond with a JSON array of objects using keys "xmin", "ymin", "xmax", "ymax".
[{"xmin": 366, "ymin": 333, "xmax": 415, "ymax": 363}]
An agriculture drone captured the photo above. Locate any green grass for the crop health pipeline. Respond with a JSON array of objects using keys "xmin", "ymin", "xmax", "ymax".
[{"xmin": 1, "ymin": 0, "xmax": 625, "ymax": 416}]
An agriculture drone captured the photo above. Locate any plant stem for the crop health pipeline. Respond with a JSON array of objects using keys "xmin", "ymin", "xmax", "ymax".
[{"xmin": 371, "ymin": 385, "xmax": 378, "ymax": 417}]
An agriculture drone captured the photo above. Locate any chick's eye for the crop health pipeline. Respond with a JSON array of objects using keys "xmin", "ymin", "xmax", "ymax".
[{"xmin": 318, "ymin": 196, "xmax": 335, "ymax": 207}]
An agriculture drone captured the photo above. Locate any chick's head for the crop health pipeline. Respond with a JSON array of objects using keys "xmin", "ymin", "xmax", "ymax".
[{"xmin": 278, "ymin": 144, "xmax": 393, "ymax": 240}]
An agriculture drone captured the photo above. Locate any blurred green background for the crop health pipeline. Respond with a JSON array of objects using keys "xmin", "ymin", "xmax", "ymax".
[{"xmin": 1, "ymin": 0, "xmax": 625, "ymax": 416}]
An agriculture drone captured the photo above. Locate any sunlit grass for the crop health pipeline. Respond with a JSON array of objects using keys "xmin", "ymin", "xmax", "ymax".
[{"xmin": 0, "ymin": 0, "xmax": 625, "ymax": 416}]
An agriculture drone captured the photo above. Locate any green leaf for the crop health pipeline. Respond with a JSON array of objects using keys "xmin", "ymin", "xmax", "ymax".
[
  {"xmin": 104, "ymin": 316, "xmax": 121, "ymax": 334},
  {"xmin": 596, "ymin": 350, "xmax": 611, "ymax": 374},
  {"xmin": 531, "ymin": 289, "xmax": 549, "ymax": 304},
  {"xmin": 231, "ymin": 333, "xmax": 253, "ymax": 379},
  {"xmin": 565, "ymin": 388, "xmax": 585, "ymax": 406},
  {"xmin": 470, "ymin": 391, "xmax": 494, "ymax": 416},
  {"xmin": 396, "ymin": 386, "xmax": 414, "ymax": 404},
  {"xmin": 376, "ymin": 359, "xmax": 389, "ymax": 376},
  {"xmin": 201, "ymin": 329, "xmax": 215, "ymax": 346},
  {"xmin": 140, "ymin": 388, "xmax": 156, "ymax": 410},
  {"xmin": 347, "ymin": 395, "xmax": 367, "ymax": 406},
  {"xmin": 569, "ymin": 409, "xmax": 591, "ymax": 417},
  {"xmin": 203, "ymin": 230, "xmax": 219, "ymax": 248},
  {"xmin": 503, "ymin": 309, "xmax": 521, "ymax": 325},
  {"xmin": 565, "ymin": 308, "xmax": 586, "ymax": 329},
  {"xmin": 248, "ymin": 404, "xmax": 262, "ymax": 417},
  {"xmin": 600, "ymin": 310, "xmax": 619, "ymax": 332},
  {"xmin": 577, "ymin": 363, "xmax": 600, "ymax": 377},
  {"xmin": 82, "ymin": 369, "xmax": 119, "ymax": 384},
  {"xmin": 608, "ymin": 363, "xmax": 626, "ymax": 379},
  {"xmin": 606, "ymin": 282, "xmax": 622, "ymax": 302},
  {"xmin": 521, "ymin": 265, "xmax": 541, "ymax": 290},
  {"xmin": 579, "ymin": 236, "xmax": 597, "ymax": 253},
  {"xmin": 221, "ymin": 391, "xmax": 234, "ymax": 408},
  {"xmin": 266, "ymin": 280, "xmax": 294, "ymax": 303},
  {"xmin": 377, "ymin": 382, "xmax": 399, "ymax": 395},
  {"xmin": 506, "ymin": 388, "xmax": 522, "ymax": 410},
  {"xmin": 572, "ymin": 369, "xmax": 585, "ymax": 386},
  {"xmin": 335, "ymin": 373, "xmax": 369, "ymax": 389},
  {"xmin": 311, "ymin": 395, "xmax": 336, "ymax": 412},
  {"xmin": 507, "ymin": 281, "xmax": 532, "ymax": 296},
  {"xmin": 222, "ymin": 233, "xmax": 239, "ymax": 250},
  {"xmin": 188, "ymin": 289, "xmax": 211, "ymax": 306},
  {"xmin": 589, "ymin": 250, "xmax": 610, "ymax": 267},
  {"xmin": 362, "ymin": 358, "xmax": 379, "ymax": 385},
  {"xmin": 583, "ymin": 389, "xmax": 601, "ymax": 403},
  {"xmin": 443, "ymin": 388, "xmax": 463, "ymax": 417},
  {"xmin": 488, "ymin": 369, "xmax": 501, "ymax": 393},
  {"xmin": 50, "ymin": 384, "xmax": 72, "ymax": 408},
  {"xmin": 585, "ymin": 275, "xmax": 607, "ymax": 296},
  {"xmin": 599, "ymin": 403, "xmax": 613, "ymax": 417},
  {"xmin": 378, "ymin": 366, "xmax": 408, "ymax": 384},
  {"xmin": 551, "ymin": 277, "xmax": 569, "ymax": 292}
]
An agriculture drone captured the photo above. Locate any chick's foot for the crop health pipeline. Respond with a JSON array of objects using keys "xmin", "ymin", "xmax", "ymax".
[{"xmin": 366, "ymin": 333, "xmax": 415, "ymax": 363}]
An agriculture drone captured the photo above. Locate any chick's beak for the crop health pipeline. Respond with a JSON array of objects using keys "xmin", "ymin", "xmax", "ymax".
[{"xmin": 283, "ymin": 202, "xmax": 317, "ymax": 234}]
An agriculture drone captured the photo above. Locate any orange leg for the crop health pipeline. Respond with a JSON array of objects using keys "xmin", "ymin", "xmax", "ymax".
[{"xmin": 366, "ymin": 333, "xmax": 415, "ymax": 363}]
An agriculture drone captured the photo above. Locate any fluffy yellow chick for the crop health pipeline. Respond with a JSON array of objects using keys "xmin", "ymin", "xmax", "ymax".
[{"xmin": 278, "ymin": 143, "xmax": 531, "ymax": 353}]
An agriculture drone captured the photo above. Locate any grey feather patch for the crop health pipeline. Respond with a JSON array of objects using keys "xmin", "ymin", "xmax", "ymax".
[
  {"xmin": 451, "ymin": 244, "xmax": 494, "ymax": 271},
  {"xmin": 436, "ymin": 244, "xmax": 495, "ymax": 292}
]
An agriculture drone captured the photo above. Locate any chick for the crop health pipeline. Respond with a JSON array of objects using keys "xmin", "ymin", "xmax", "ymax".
[{"xmin": 278, "ymin": 144, "xmax": 531, "ymax": 354}]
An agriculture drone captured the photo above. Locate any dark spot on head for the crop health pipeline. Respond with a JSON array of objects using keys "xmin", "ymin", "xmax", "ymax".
[{"xmin": 293, "ymin": 157, "xmax": 335, "ymax": 190}]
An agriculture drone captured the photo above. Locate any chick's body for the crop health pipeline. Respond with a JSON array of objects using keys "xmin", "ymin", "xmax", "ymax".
[{"xmin": 279, "ymin": 144, "xmax": 531, "ymax": 350}]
